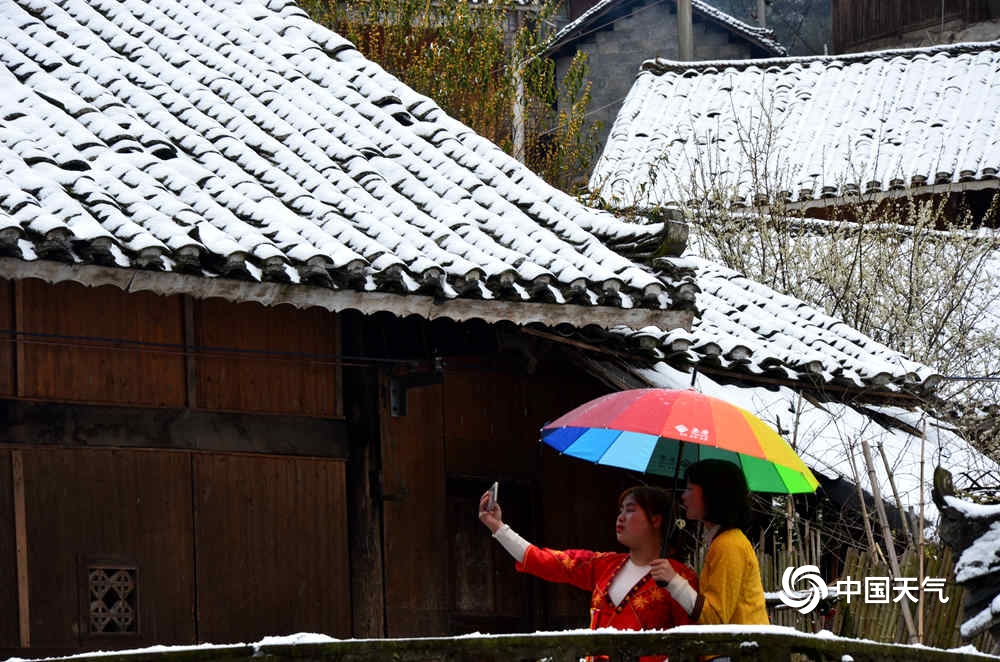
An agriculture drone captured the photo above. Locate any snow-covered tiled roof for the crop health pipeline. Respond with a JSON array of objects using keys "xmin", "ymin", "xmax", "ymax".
[
  {"xmin": 937, "ymin": 490, "xmax": 1000, "ymax": 640},
  {"xmin": 0, "ymin": 0, "xmax": 696, "ymax": 328},
  {"xmin": 545, "ymin": 0, "xmax": 786, "ymax": 57},
  {"xmin": 591, "ymin": 41, "xmax": 1000, "ymax": 208},
  {"xmin": 612, "ymin": 255, "xmax": 938, "ymax": 392}
]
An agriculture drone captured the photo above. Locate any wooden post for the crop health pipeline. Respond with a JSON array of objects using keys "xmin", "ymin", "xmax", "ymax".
[
  {"xmin": 183, "ymin": 295, "xmax": 197, "ymax": 409},
  {"xmin": 12, "ymin": 450, "xmax": 29, "ymax": 648},
  {"xmin": 677, "ymin": 0, "xmax": 693, "ymax": 61},
  {"xmin": 757, "ymin": 0, "xmax": 767, "ymax": 27},
  {"xmin": 877, "ymin": 442, "xmax": 914, "ymax": 549},
  {"xmin": 861, "ymin": 440, "xmax": 918, "ymax": 644}
]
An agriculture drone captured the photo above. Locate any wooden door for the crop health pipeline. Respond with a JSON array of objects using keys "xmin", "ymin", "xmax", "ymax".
[
  {"xmin": 193, "ymin": 454, "xmax": 351, "ymax": 643},
  {"xmin": 445, "ymin": 476, "xmax": 537, "ymax": 634},
  {"xmin": 380, "ymin": 379, "xmax": 448, "ymax": 636}
]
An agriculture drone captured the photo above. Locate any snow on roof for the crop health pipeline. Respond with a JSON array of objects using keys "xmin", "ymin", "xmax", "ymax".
[
  {"xmin": 545, "ymin": 0, "xmax": 786, "ymax": 57},
  {"xmin": 631, "ymin": 360, "xmax": 1000, "ymax": 528},
  {"xmin": 591, "ymin": 41, "xmax": 1000, "ymax": 208},
  {"xmin": 943, "ymin": 494, "xmax": 1000, "ymax": 641},
  {"xmin": 0, "ymin": 0, "xmax": 695, "ymax": 323},
  {"xmin": 615, "ymin": 254, "xmax": 938, "ymax": 392}
]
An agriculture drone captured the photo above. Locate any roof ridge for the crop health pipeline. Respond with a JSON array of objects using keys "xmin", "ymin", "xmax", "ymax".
[{"xmin": 642, "ymin": 38, "xmax": 1000, "ymax": 75}]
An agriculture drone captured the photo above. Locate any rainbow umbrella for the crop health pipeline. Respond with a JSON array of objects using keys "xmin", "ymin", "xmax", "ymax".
[{"xmin": 541, "ymin": 388, "xmax": 818, "ymax": 494}]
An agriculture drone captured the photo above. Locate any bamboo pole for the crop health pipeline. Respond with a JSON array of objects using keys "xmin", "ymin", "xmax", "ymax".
[
  {"xmin": 861, "ymin": 439, "xmax": 918, "ymax": 644},
  {"xmin": 877, "ymin": 442, "xmax": 914, "ymax": 549},
  {"xmin": 847, "ymin": 445, "xmax": 883, "ymax": 564},
  {"xmin": 918, "ymin": 419, "xmax": 927, "ymax": 644}
]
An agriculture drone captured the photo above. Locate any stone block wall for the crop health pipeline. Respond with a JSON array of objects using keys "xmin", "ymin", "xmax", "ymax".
[{"xmin": 554, "ymin": 1, "xmax": 756, "ymax": 165}]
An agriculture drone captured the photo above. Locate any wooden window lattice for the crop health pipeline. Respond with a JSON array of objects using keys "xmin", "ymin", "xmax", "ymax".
[{"xmin": 88, "ymin": 567, "xmax": 138, "ymax": 635}]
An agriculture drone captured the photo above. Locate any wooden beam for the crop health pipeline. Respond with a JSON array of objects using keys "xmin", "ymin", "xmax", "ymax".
[
  {"xmin": 12, "ymin": 449, "xmax": 29, "ymax": 648},
  {"xmin": 519, "ymin": 326, "xmax": 632, "ymax": 358}
]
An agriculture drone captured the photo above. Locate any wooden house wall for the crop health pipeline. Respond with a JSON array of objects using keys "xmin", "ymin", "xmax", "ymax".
[
  {"xmin": 380, "ymin": 380, "xmax": 448, "ymax": 637},
  {"xmin": 379, "ymin": 354, "xmax": 632, "ymax": 637},
  {"xmin": 18, "ymin": 447, "xmax": 196, "ymax": 649},
  {"xmin": 193, "ymin": 299, "xmax": 340, "ymax": 416},
  {"xmin": 193, "ymin": 454, "xmax": 350, "ymax": 643},
  {"xmin": 1, "ymin": 281, "xmax": 15, "ymax": 397},
  {"xmin": 3, "ymin": 279, "xmax": 341, "ymax": 418},
  {"xmin": 0, "ymin": 447, "xmax": 350, "ymax": 654},
  {"xmin": 0, "ymin": 451, "xmax": 18, "ymax": 649},
  {"xmin": 832, "ymin": 0, "xmax": 991, "ymax": 52},
  {"xmin": 16, "ymin": 280, "xmax": 186, "ymax": 407}
]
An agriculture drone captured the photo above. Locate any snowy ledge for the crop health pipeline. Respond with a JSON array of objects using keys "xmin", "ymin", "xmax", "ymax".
[
  {"xmin": 6, "ymin": 627, "xmax": 999, "ymax": 662},
  {"xmin": 0, "ymin": 258, "xmax": 692, "ymax": 332}
]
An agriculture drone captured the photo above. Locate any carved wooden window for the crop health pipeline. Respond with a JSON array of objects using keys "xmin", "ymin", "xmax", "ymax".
[{"xmin": 87, "ymin": 565, "xmax": 139, "ymax": 635}]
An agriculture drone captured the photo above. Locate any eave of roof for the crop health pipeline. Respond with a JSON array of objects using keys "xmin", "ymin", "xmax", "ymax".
[
  {"xmin": 0, "ymin": 257, "xmax": 693, "ymax": 330},
  {"xmin": 544, "ymin": 0, "xmax": 786, "ymax": 57}
]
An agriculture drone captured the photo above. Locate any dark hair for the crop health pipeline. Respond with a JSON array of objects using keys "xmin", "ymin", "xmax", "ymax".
[
  {"xmin": 685, "ymin": 459, "xmax": 751, "ymax": 532},
  {"xmin": 618, "ymin": 485, "xmax": 672, "ymax": 531}
]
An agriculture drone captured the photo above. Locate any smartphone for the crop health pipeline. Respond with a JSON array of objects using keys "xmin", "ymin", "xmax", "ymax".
[{"xmin": 486, "ymin": 481, "xmax": 499, "ymax": 510}]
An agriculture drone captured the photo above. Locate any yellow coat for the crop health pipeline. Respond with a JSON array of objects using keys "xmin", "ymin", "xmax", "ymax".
[{"xmin": 694, "ymin": 528, "xmax": 769, "ymax": 625}]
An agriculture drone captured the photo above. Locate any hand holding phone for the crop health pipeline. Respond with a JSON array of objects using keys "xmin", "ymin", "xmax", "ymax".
[{"xmin": 486, "ymin": 481, "xmax": 499, "ymax": 510}]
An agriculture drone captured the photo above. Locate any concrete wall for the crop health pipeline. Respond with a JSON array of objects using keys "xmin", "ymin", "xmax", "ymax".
[{"xmin": 555, "ymin": 1, "xmax": 756, "ymax": 164}]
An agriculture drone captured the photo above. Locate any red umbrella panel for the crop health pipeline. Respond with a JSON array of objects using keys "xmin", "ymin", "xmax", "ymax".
[{"xmin": 540, "ymin": 389, "xmax": 818, "ymax": 494}]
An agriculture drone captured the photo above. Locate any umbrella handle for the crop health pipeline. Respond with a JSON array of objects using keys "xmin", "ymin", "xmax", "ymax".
[{"xmin": 656, "ymin": 516, "xmax": 685, "ymax": 587}]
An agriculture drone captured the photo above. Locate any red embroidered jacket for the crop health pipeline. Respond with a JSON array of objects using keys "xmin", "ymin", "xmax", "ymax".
[{"xmin": 517, "ymin": 546, "xmax": 698, "ymax": 661}]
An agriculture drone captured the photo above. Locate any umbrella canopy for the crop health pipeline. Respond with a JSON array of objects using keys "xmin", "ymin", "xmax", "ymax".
[{"xmin": 541, "ymin": 388, "xmax": 818, "ymax": 494}]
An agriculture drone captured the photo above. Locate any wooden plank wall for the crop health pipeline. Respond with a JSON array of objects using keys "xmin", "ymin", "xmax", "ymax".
[
  {"xmin": 441, "ymin": 361, "xmax": 540, "ymax": 634},
  {"xmin": 442, "ymin": 361, "xmax": 536, "ymax": 478},
  {"xmin": 380, "ymin": 380, "xmax": 448, "ymax": 637},
  {"xmin": 0, "ymin": 448, "xmax": 351, "ymax": 653},
  {"xmin": 527, "ymin": 369, "xmax": 633, "ymax": 630},
  {"xmin": 832, "ymin": 0, "xmax": 975, "ymax": 51},
  {"xmin": 193, "ymin": 454, "xmax": 351, "ymax": 643},
  {"xmin": 16, "ymin": 281, "xmax": 186, "ymax": 407},
  {"xmin": 379, "ymin": 355, "xmax": 629, "ymax": 637},
  {"xmin": 194, "ymin": 300, "xmax": 340, "ymax": 417},
  {"xmin": 0, "ymin": 450, "xmax": 18, "ymax": 648},
  {"xmin": 20, "ymin": 448, "xmax": 196, "ymax": 649},
  {"xmin": 1, "ymin": 280, "xmax": 14, "ymax": 397},
  {"xmin": 7, "ymin": 280, "xmax": 341, "ymax": 418}
]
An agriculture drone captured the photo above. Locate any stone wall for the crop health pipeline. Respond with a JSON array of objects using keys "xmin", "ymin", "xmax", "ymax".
[{"xmin": 554, "ymin": 1, "xmax": 756, "ymax": 164}]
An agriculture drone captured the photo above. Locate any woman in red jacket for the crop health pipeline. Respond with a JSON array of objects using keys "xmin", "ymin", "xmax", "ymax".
[{"xmin": 478, "ymin": 486, "xmax": 697, "ymax": 641}]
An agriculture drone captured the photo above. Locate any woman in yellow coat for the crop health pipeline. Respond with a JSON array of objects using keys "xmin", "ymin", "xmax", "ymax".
[{"xmin": 650, "ymin": 459, "xmax": 769, "ymax": 625}]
